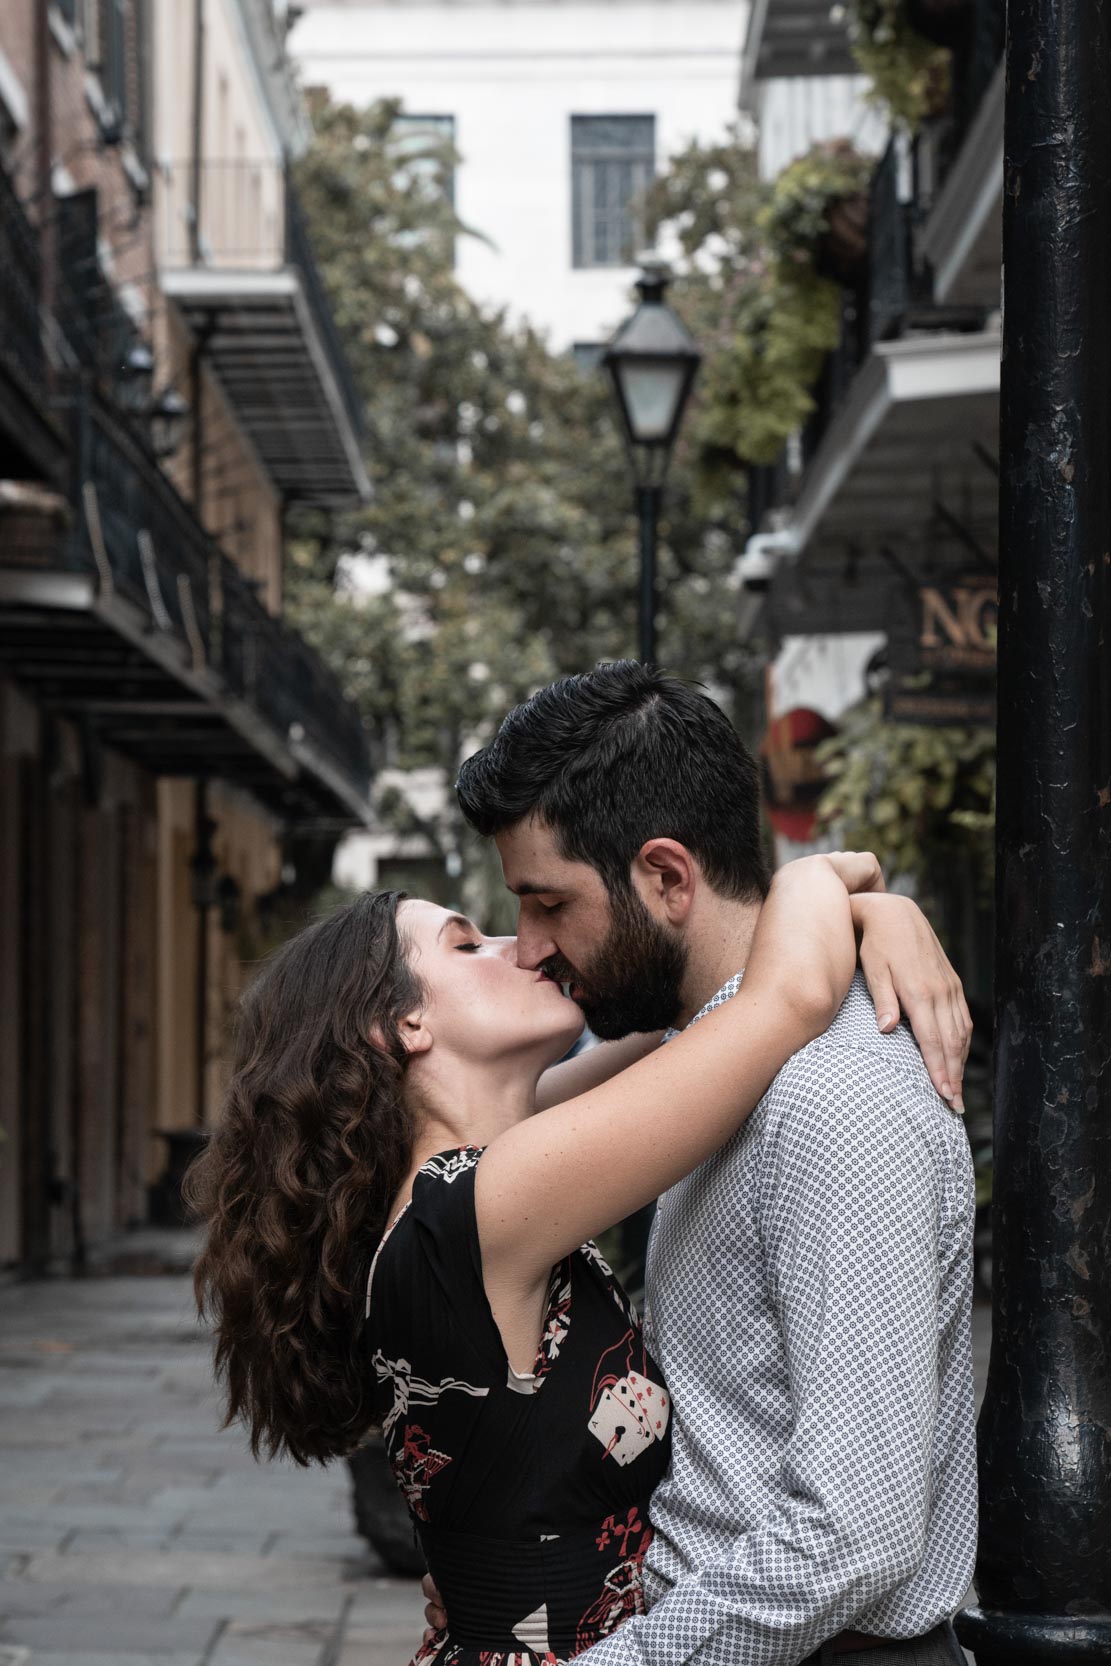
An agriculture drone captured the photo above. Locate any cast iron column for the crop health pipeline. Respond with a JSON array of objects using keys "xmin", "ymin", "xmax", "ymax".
[
  {"xmin": 956, "ymin": 1, "xmax": 1111, "ymax": 1661},
  {"xmin": 636, "ymin": 484, "xmax": 660, "ymax": 666}
]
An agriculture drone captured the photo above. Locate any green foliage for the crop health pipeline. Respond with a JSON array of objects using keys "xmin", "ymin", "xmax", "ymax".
[
  {"xmin": 848, "ymin": 0, "xmax": 951, "ymax": 130},
  {"xmin": 645, "ymin": 135, "xmax": 865, "ymax": 475},
  {"xmin": 814, "ymin": 694, "xmax": 995, "ymax": 894},
  {"xmin": 287, "ymin": 97, "xmax": 755, "ymax": 899},
  {"xmin": 694, "ymin": 263, "xmax": 844, "ymax": 468},
  {"xmin": 759, "ymin": 140, "xmax": 873, "ymax": 266}
]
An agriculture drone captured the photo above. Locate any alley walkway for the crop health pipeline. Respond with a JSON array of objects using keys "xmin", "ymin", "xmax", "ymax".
[
  {"xmin": 0, "ymin": 1273, "xmax": 424, "ymax": 1666},
  {"xmin": 0, "ymin": 1268, "xmax": 993, "ymax": 1666}
]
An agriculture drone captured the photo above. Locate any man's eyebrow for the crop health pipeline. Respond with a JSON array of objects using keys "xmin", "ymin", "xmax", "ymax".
[
  {"xmin": 436, "ymin": 912, "xmax": 479, "ymax": 941},
  {"xmin": 506, "ymin": 882, "xmax": 561, "ymax": 897}
]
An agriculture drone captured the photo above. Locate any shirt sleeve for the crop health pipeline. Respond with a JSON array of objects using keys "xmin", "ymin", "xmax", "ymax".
[{"xmin": 581, "ymin": 1050, "xmax": 944, "ymax": 1666}]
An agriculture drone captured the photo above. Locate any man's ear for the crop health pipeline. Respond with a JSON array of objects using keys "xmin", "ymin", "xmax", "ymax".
[{"xmin": 632, "ymin": 839, "xmax": 696, "ymax": 924}]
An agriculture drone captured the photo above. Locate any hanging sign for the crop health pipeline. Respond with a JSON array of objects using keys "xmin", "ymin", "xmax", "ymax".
[{"xmin": 886, "ymin": 575, "xmax": 997, "ymax": 726}]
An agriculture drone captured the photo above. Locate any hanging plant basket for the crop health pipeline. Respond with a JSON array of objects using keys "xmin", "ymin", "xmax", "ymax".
[
  {"xmin": 905, "ymin": 0, "xmax": 971, "ymax": 48},
  {"xmin": 816, "ymin": 192, "xmax": 871, "ymax": 286}
]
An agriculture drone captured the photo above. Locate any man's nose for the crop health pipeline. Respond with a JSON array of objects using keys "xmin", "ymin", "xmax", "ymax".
[{"xmin": 514, "ymin": 922, "xmax": 553, "ymax": 971}]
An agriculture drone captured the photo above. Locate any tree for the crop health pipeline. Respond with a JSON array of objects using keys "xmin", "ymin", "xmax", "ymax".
[{"xmin": 288, "ymin": 96, "xmax": 757, "ymax": 914}]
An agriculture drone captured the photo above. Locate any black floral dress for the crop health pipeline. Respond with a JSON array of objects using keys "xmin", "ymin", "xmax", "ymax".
[{"xmin": 363, "ymin": 1146, "xmax": 672, "ymax": 1666}]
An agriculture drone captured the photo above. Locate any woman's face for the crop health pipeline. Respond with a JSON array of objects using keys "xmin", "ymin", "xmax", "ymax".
[{"xmin": 398, "ymin": 899, "xmax": 585, "ymax": 1070}]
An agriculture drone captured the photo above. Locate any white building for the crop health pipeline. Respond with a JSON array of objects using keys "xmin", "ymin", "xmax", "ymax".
[{"xmin": 290, "ymin": 0, "xmax": 747, "ymax": 350}]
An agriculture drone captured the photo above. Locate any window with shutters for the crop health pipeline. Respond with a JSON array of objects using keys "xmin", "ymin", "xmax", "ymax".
[{"xmin": 571, "ymin": 115, "xmax": 655, "ymax": 270}]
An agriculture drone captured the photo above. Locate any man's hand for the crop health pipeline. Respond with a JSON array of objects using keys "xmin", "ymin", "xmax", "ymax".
[
  {"xmin": 851, "ymin": 890, "xmax": 972, "ymax": 1110},
  {"xmin": 421, "ymin": 1570, "xmax": 447, "ymax": 1641}
]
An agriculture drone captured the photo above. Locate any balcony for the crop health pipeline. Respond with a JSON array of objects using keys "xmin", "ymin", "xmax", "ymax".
[
  {"xmin": 0, "ymin": 389, "xmax": 373, "ymax": 827},
  {"xmin": 158, "ymin": 160, "xmax": 370, "ymax": 508},
  {"xmin": 915, "ymin": 0, "xmax": 1005, "ymax": 306},
  {"xmin": 745, "ymin": 132, "xmax": 999, "ymax": 614}
]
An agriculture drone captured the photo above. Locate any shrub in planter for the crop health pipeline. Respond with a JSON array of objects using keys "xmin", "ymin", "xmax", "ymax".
[
  {"xmin": 814, "ymin": 693, "xmax": 996, "ymax": 895},
  {"xmin": 848, "ymin": 0, "xmax": 952, "ymax": 129},
  {"xmin": 693, "ymin": 261, "xmax": 844, "ymax": 468},
  {"xmin": 759, "ymin": 140, "xmax": 874, "ymax": 284}
]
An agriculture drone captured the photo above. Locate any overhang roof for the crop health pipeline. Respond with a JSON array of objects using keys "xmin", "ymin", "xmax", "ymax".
[
  {"xmin": 740, "ymin": 0, "xmax": 858, "ymax": 108},
  {"xmin": 161, "ymin": 266, "xmax": 371, "ymax": 509},
  {"xmin": 783, "ymin": 329, "xmax": 1000, "ymax": 563}
]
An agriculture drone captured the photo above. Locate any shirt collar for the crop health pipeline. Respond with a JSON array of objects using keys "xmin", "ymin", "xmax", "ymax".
[{"xmin": 663, "ymin": 970, "xmax": 745, "ymax": 1044}]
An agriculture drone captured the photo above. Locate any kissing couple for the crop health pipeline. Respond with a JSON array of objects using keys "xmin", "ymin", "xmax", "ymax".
[{"xmin": 190, "ymin": 661, "xmax": 977, "ymax": 1666}]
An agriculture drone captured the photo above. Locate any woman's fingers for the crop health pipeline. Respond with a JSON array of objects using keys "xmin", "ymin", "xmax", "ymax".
[
  {"xmin": 823, "ymin": 850, "xmax": 885, "ymax": 896},
  {"xmin": 861, "ymin": 959, "xmax": 901, "ymax": 1033},
  {"xmin": 421, "ymin": 1571, "xmax": 447, "ymax": 1631}
]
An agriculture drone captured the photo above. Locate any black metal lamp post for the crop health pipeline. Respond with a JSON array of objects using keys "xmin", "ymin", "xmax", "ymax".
[
  {"xmin": 954, "ymin": 1, "xmax": 1111, "ymax": 1661},
  {"xmin": 603, "ymin": 255, "xmax": 700, "ymax": 665}
]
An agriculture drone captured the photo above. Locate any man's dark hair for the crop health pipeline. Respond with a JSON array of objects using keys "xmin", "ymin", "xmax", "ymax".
[{"xmin": 456, "ymin": 661, "xmax": 770, "ymax": 903}]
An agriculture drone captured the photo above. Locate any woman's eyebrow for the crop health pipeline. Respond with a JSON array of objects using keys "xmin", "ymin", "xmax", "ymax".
[{"xmin": 436, "ymin": 913, "xmax": 479, "ymax": 941}]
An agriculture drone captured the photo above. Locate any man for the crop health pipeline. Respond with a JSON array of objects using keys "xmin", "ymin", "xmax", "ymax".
[{"xmin": 440, "ymin": 660, "xmax": 977, "ymax": 1666}]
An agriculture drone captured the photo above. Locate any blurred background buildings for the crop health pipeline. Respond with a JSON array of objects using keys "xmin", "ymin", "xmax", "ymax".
[
  {"xmin": 0, "ymin": 0, "xmax": 1004, "ymax": 1275},
  {"xmin": 0, "ymin": 0, "xmax": 370, "ymax": 1271}
]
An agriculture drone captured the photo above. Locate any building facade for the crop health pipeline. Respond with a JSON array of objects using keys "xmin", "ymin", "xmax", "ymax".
[
  {"xmin": 738, "ymin": 0, "xmax": 1002, "ymax": 872},
  {"xmin": 290, "ymin": 0, "xmax": 746, "ymax": 351},
  {"xmin": 0, "ymin": 0, "xmax": 370, "ymax": 1271}
]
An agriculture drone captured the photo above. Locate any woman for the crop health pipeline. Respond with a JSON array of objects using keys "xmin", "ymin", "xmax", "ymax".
[{"xmin": 188, "ymin": 855, "xmax": 969, "ymax": 1666}]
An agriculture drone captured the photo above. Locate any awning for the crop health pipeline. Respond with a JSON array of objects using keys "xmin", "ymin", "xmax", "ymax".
[
  {"xmin": 741, "ymin": 0, "xmax": 858, "ymax": 108},
  {"xmin": 785, "ymin": 330, "xmax": 1000, "ymax": 563}
]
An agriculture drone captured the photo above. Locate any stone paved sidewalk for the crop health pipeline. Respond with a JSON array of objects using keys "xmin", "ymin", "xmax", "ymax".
[
  {"xmin": 0, "ymin": 1273, "xmax": 423, "ymax": 1666},
  {"xmin": 0, "ymin": 1266, "xmax": 993, "ymax": 1666}
]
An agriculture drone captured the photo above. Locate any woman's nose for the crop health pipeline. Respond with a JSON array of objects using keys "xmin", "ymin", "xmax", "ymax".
[{"xmin": 491, "ymin": 935, "xmax": 518, "ymax": 964}]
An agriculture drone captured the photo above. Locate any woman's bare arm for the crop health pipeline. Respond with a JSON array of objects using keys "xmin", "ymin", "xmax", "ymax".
[
  {"xmin": 476, "ymin": 854, "xmax": 865, "ymax": 1290},
  {"xmin": 534, "ymin": 1032, "xmax": 664, "ymax": 1113}
]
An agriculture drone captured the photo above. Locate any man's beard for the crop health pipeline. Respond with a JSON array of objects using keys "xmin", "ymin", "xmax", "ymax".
[{"xmin": 542, "ymin": 888, "xmax": 688, "ymax": 1040}]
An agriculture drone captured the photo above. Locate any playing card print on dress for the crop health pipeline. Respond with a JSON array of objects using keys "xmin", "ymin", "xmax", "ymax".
[{"xmin": 587, "ymin": 1330, "xmax": 670, "ymax": 1465}]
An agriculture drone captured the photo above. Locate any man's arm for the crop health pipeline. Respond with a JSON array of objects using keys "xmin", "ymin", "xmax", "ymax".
[{"xmin": 583, "ymin": 1057, "xmax": 944, "ymax": 1666}]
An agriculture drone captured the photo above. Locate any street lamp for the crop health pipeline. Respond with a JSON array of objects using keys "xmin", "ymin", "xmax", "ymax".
[{"xmin": 602, "ymin": 254, "xmax": 700, "ymax": 665}]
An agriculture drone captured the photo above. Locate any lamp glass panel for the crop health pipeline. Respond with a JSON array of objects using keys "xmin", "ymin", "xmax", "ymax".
[{"xmin": 614, "ymin": 358, "xmax": 686, "ymax": 443}]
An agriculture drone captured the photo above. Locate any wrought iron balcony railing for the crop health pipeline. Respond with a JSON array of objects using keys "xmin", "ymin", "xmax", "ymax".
[
  {"xmin": 69, "ymin": 390, "xmax": 371, "ymax": 805},
  {"xmin": 0, "ymin": 162, "xmax": 46, "ymax": 399}
]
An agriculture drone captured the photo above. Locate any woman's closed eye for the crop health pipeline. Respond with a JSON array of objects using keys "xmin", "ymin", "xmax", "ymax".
[{"xmin": 455, "ymin": 941, "xmax": 482, "ymax": 953}]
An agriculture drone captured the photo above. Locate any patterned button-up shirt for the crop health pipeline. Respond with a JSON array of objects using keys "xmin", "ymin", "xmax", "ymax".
[{"xmin": 584, "ymin": 971, "xmax": 978, "ymax": 1666}]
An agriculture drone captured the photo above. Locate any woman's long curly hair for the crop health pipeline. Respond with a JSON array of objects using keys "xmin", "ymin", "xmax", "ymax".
[{"xmin": 185, "ymin": 890, "xmax": 424, "ymax": 1466}]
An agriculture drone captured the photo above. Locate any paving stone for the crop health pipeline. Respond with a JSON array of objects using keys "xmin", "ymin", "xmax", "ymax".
[
  {"xmin": 0, "ymin": 1579, "xmax": 182, "ymax": 1617},
  {"xmin": 173, "ymin": 1587, "xmax": 349, "ymax": 1623},
  {"xmin": 19, "ymin": 1654, "xmax": 203, "ymax": 1666},
  {"xmin": 0, "ymin": 1613, "xmax": 219, "ymax": 1653},
  {"xmin": 60, "ymin": 1528, "xmax": 179, "ymax": 1551},
  {"xmin": 23, "ymin": 1548, "xmax": 357, "ymax": 1590}
]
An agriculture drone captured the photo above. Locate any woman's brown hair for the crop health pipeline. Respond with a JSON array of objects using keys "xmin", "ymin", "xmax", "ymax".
[{"xmin": 186, "ymin": 889, "xmax": 423, "ymax": 1466}]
